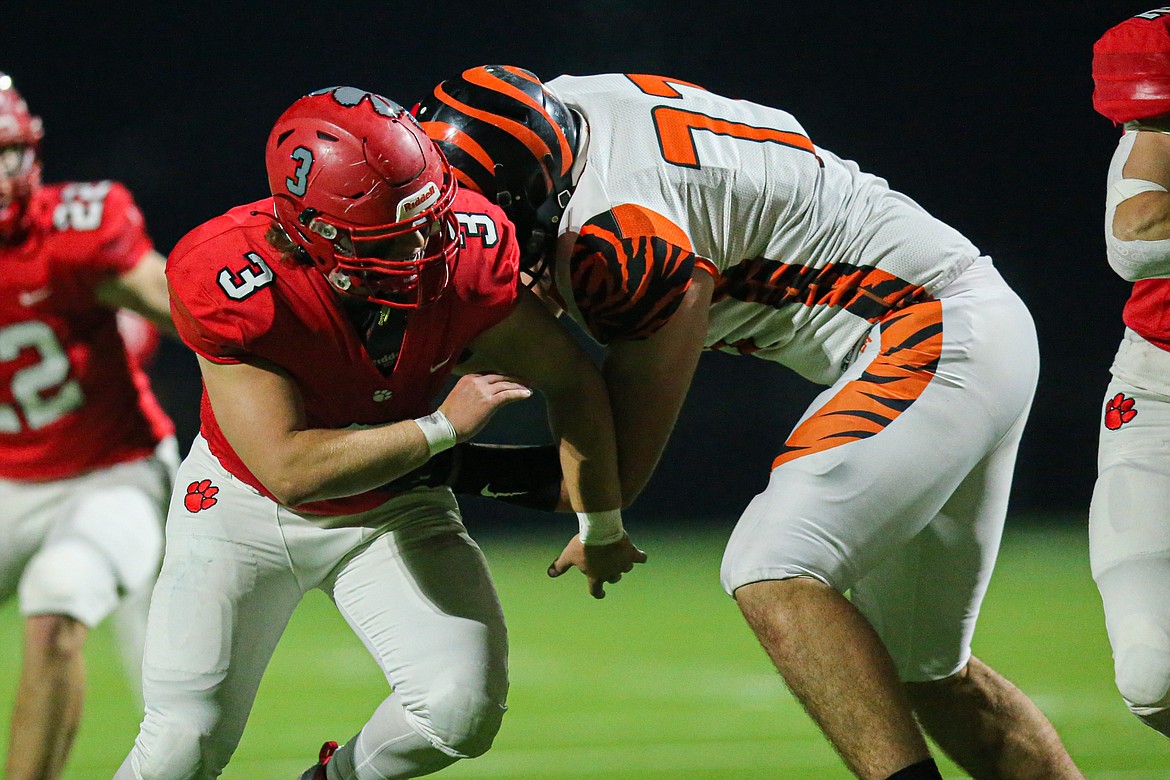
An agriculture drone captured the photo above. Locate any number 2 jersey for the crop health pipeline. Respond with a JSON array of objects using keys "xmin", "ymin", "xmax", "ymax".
[
  {"xmin": 166, "ymin": 190, "xmax": 519, "ymax": 516},
  {"xmin": 0, "ymin": 181, "xmax": 172, "ymax": 481},
  {"xmin": 548, "ymin": 74, "xmax": 984, "ymax": 384}
]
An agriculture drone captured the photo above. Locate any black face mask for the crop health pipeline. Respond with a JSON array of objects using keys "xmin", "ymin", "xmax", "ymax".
[{"xmin": 341, "ymin": 297, "xmax": 408, "ymax": 377}]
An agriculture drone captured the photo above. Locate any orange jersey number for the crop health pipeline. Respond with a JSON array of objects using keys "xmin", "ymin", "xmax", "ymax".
[{"xmin": 626, "ymin": 74, "xmax": 816, "ymax": 169}]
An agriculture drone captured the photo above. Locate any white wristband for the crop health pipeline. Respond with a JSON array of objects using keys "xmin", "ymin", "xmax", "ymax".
[
  {"xmin": 414, "ymin": 411, "xmax": 457, "ymax": 457},
  {"xmin": 576, "ymin": 509, "xmax": 625, "ymax": 546}
]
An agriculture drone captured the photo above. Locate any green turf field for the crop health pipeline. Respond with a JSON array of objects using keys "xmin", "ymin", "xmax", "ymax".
[{"xmin": 0, "ymin": 521, "xmax": 1165, "ymax": 778}]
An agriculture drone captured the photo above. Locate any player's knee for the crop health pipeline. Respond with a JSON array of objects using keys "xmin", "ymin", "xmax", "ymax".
[
  {"xmin": 130, "ymin": 711, "xmax": 225, "ymax": 779},
  {"xmin": 418, "ymin": 680, "xmax": 507, "ymax": 759},
  {"xmin": 1113, "ymin": 614, "xmax": 1170, "ymax": 710},
  {"xmin": 19, "ymin": 540, "xmax": 117, "ymax": 627}
]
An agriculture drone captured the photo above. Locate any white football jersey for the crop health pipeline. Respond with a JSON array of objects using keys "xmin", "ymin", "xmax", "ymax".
[{"xmin": 548, "ymin": 73, "xmax": 982, "ymax": 383}]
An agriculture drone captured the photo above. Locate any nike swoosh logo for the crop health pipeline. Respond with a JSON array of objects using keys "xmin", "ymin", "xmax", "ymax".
[
  {"xmin": 480, "ymin": 486, "xmax": 527, "ymax": 498},
  {"xmin": 429, "ymin": 355, "xmax": 453, "ymax": 373},
  {"xmin": 18, "ymin": 287, "xmax": 51, "ymax": 307}
]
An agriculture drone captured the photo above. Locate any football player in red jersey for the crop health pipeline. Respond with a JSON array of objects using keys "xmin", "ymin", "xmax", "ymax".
[
  {"xmin": 0, "ymin": 73, "xmax": 177, "ymax": 780},
  {"xmin": 113, "ymin": 87, "xmax": 644, "ymax": 780},
  {"xmin": 1090, "ymin": 8, "xmax": 1170, "ymax": 740},
  {"xmin": 419, "ymin": 67, "xmax": 1083, "ymax": 779}
]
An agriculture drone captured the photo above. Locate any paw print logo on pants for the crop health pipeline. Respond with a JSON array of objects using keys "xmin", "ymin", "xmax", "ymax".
[
  {"xmin": 1104, "ymin": 393, "xmax": 1138, "ymax": 431},
  {"xmin": 184, "ymin": 479, "xmax": 219, "ymax": 512}
]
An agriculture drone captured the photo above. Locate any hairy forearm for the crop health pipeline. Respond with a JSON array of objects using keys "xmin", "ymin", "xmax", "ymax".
[
  {"xmin": 258, "ymin": 420, "xmax": 432, "ymax": 506},
  {"xmin": 544, "ymin": 385, "xmax": 623, "ymax": 512}
]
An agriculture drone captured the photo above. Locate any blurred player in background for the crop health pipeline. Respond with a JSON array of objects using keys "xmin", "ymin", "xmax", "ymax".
[
  {"xmin": 114, "ymin": 86, "xmax": 643, "ymax": 780},
  {"xmin": 1090, "ymin": 8, "xmax": 1170, "ymax": 739},
  {"xmin": 0, "ymin": 73, "xmax": 177, "ymax": 780},
  {"xmin": 419, "ymin": 66, "xmax": 1082, "ymax": 779}
]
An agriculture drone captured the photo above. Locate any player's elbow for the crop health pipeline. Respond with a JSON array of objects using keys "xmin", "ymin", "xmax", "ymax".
[
  {"xmin": 260, "ymin": 472, "xmax": 323, "ymax": 507},
  {"xmin": 265, "ymin": 482, "xmax": 307, "ymax": 508},
  {"xmin": 1112, "ymin": 195, "xmax": 1170, "ymax": 241}
]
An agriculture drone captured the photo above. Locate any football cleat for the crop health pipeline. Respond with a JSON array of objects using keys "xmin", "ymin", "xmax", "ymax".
[{"xmin": 297, "ymin": 740, "xmax": 338, "ymax": 780}]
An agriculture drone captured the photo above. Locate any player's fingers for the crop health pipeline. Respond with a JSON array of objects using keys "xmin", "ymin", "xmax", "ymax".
[
  {"xmin": 490, "ymin": 386, "xmax": 533, "ymax": 405},
  {"xmin": 474, "ymin": 372, "xmax": 527, "ymax": 388},
  {"xmin": 547, "ymin": 556, "xmax": 569, "ymax": 578},
  {"xmin": 606, "ymin": 573, "xmax": 622, "ymax": 584},
  {"xmin": 589, "ymin": 578, "xmax": 606, "ymax": 599}
]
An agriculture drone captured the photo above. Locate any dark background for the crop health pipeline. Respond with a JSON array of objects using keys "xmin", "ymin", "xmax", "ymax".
[{"xmin": 1, "ymin": 3, "xmax": 1136, "ymax": 524}]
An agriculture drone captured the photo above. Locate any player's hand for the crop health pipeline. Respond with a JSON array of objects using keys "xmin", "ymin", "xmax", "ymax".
[
  {"xmin": 547, "ymin": 533, "xmax": 648, "ymax": 599},
  {"xmin": 438, "ymin": 373, "xmax": 532, "ymax": 442}
]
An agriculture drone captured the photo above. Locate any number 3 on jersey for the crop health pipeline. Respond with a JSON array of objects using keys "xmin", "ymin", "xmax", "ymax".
[
  {"xmin": 218, "ymin": 252, "xmax": 275, "ymax": 300},
  {"xmin": 0, "ymin": 321, "xmax": 85, "ymax": 432}
]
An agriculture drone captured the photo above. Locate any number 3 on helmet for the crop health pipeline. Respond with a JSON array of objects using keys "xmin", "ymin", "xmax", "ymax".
[{"xmin": 265, "ymin": 87, "xmax": 460, "ymax": 308}]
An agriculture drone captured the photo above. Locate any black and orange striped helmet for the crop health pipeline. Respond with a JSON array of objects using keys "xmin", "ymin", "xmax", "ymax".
[{"xmin": 416, "ymin": 65, "xmax": 579, "ymax": 275}]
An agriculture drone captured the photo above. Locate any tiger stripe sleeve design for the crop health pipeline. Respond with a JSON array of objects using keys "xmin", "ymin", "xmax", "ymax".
[{"xmin": 569, "ymin": 211, "xmax": 697, "ymax": 344}]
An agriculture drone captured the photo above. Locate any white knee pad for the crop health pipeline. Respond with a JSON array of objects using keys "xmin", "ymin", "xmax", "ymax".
[
  {"xmin": 19, "ymin": 539, "xmax": 119, "ymax": 627},
  {"xmin": 124, "ymin": 703, "xmax": 228, "ymax": 780},
  {"xmin": 416, "ymin": 679, "xmax": 507, "ymax": 759},
  {"xmin": 1113, "ymin": 613, "xmax": 1170, "ymax": 712}
]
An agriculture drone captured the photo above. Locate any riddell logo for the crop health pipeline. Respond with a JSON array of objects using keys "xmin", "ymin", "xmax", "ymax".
[{"xmin": 396, "ymin": 182, "xmax": 440, "ymax": 221}]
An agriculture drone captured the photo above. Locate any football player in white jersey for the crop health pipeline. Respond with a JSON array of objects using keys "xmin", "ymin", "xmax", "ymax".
[
  {"xmin": 419, "ymin": 66, "xmax": 1082, "ymax": 779},
  {"xmin": 1090, "ymin": 8, "xmax": 1170, "ymax": 739}
]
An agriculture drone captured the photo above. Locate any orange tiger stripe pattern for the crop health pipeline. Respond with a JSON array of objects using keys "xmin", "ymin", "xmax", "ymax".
[
  {"xmin": 610, "ymin": 203, "xmax": 694, "ymax": 252},
  {"xmin": 714, "ymin": 257, "xmax": 931, "ymax": 323},
  {"xmin": 419, "ymin": 120, "xmax": 494, "ymax": 191},
  {"xmin": 460, "ymin": 66, "xmax": 574, "ymax": 178},
  {"xmin": 570, "ymin": 210, "xmax": 697, "ymax": 343},
  {"xmin": 771, "ymin": 300, "xmax": 943, "ymax": 469}
]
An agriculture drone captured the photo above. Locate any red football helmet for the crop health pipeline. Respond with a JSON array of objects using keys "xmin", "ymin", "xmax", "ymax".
[
  {"xmin": 266, "ymin": 87, "xmax": 459, "ymax": 308},
  {"xmin": 0, "ymin": 73, "xmax": 44, "ymax": 242},
  {"xmin": 1094, "ymin": 9, "xmax": 1170, "ymax": 124}
]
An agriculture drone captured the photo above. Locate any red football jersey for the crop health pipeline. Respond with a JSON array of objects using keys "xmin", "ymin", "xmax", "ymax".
[
  {"xmin": 1123, "ymin": 279, "xmax": 1170, "ymax": 352},
  {"xmin": 0, "ymin": 181, "xmax": 173, "ymax": 481},
  {"xmin": 167, "ymin": 190, "xmax": 519, "ymax": 515}
]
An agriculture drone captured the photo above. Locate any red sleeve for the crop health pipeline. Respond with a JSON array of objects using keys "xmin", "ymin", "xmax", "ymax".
[
  {"xmin": 55, "ymin": 182, "xmax": 155, "ymax": 288},
  {"xmin": 166, "ymin": 224, "xmax": 274, "ymax": 364}
]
